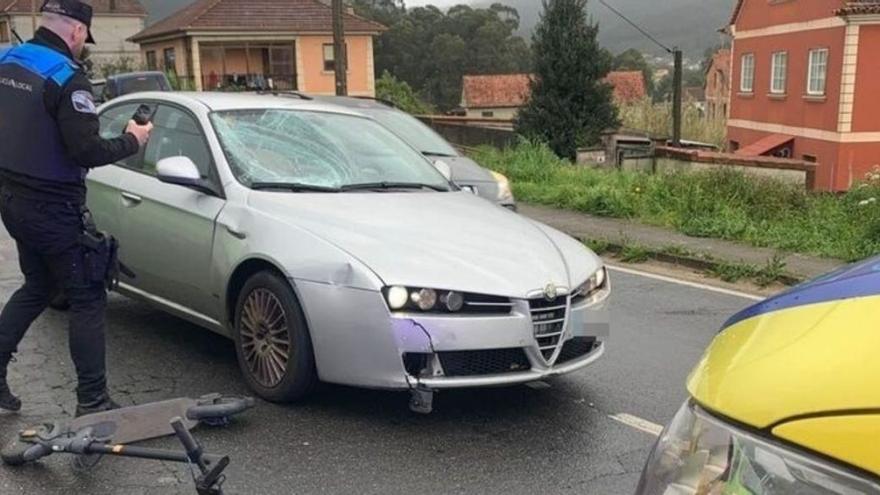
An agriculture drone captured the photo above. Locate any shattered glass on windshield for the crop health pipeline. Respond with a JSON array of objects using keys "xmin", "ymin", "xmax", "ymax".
[{"xmin": 210, "ymin": 109, "xmax": 448, "ymax": 189}]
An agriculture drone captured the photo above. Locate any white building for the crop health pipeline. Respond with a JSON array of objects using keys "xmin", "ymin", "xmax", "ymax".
[{"xmin": 0, "ymin": 0, "xmax": 147, "ymax": 67}]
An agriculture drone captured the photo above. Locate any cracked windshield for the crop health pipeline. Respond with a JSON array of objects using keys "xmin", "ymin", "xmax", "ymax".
[{"xmin": 210, "ymin": 109, "xmax": 450, "ymax": 190}]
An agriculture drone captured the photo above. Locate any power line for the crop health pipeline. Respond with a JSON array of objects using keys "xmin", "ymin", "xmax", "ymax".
[{"xmin": 596, "ymin": 0, "xmax": 672, "ymax": 54}]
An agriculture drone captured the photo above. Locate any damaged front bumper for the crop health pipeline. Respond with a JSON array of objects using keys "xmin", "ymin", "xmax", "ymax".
[{"xmin": 294, "ymin": 279, "xmax": 610, "ymax": 391}]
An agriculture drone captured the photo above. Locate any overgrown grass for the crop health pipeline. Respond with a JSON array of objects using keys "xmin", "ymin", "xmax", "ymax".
[
  {"xmin": 618, "ymin": 99, "xmax": 727, "ymax": 149},
  {"xmin": 473, "ymin": 140, "xmax": 880, "ymax": 262}
]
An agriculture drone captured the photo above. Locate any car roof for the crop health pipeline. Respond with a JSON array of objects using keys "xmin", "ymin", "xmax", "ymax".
[
  {"xmin": 109, "ymin": 91, "xmax": 370, "ymax": 117},
  {"xmin": 310, "ymin": 95, "xmax": 397, "ymax": 111},
  {"xmin": 107, "ymin": 71, "xmax": 168, "ymax": 81}
]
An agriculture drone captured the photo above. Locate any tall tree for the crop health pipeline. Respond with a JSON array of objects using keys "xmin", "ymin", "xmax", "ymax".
[
  {"xmin": 357, "ymin": 3, "xmax": 532, "ymax": 110},
  {"xmin": 515, "ymin": 0, "xmax": 618, "ymax": 160}
]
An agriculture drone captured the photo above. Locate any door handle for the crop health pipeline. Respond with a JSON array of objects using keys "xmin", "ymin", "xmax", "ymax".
[
  {"xmin": 120, "ymin": 191, "xmax": 142, "ymax": 206},
  {"xmin": 225, "ymin": 225, "xmax": 247, "ymax": 240}
]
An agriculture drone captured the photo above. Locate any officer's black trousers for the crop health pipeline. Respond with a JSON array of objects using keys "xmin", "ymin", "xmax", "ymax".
[{"xmin": 0, "ymin": 189, "xmax": 107, "ymax": 404}]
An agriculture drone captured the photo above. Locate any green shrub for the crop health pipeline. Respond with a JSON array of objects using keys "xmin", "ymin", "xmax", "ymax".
[{"xmin": 471, "ymin": 142, "xmax": 880, "ymax": 261}]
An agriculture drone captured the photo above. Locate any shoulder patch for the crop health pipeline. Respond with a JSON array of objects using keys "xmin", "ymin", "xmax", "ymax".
[{"xmin": 71, "ymin": 90, "xmax": 97, "ymax": 114}]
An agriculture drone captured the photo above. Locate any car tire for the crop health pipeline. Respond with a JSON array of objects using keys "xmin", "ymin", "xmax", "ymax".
[{"xmin": 232, "ymin": 271, "xmax": 317, "ymax": 402}]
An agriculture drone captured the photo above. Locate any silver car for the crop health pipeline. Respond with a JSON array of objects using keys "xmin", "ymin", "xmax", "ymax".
[{"xmin": 89, "ymin": 92, "xmax": 610, "ymax": 410}]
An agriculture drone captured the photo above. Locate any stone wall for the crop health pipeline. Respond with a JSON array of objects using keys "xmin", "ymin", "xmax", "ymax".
[{"xmin": 653, "ymin": 146, "xmax": 817, "ymax": 189}]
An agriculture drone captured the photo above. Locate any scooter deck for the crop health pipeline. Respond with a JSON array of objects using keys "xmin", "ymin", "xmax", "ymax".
[{"xmin": 69, "ymin": 398, "xmax": 200, "ymax": 445}]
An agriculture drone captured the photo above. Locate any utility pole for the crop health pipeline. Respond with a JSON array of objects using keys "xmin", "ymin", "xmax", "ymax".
[
  {"xmin": 332, "ymin": 0, "xmax": 348, "ymax": 96},
  {"xmin": 598, "ymin": 0, "xmax": 682, "ymax": 147},
  {"xmin": 31, "ymin": 0, "xmax": 37, "ymax": 36},
  {"xmin": 672, "ymin": 48, "xmax": 682, "ymax": 146}
]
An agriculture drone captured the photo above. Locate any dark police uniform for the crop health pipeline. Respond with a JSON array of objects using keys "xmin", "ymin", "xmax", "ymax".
[{"xmin": 0, "ymin": 13, "xmax": 141, "ymax": 411}]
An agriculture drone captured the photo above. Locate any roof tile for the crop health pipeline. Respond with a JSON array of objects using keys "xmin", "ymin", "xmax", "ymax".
[{"xmin": 130, "ymin": 0, "xmax": 384, "ymax": 42}]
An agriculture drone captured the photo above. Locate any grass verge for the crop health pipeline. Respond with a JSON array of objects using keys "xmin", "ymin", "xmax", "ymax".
[{"xmin": 473, "ymin": 140, "xmax": 880, "ymax": 262}]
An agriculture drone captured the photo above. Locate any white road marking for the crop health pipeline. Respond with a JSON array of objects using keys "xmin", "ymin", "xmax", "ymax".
[
  {"xmin": 608, "ymin": 413, "xmax": 664, "ymax": 436},
  {"xmin": 607, "ymin": 265, "xmax": 764, "ymax": 301}
]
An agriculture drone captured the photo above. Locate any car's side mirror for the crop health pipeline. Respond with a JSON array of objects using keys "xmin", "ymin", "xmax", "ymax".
[
  {"xmin": 156, "ymin": 156, "xmax": 215, "ymax": 195},
  {"xmin": 433, "ymin": 160, "xmax": 452, "ymax": 181}
]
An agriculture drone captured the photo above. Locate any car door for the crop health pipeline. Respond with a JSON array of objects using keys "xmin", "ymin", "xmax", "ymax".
[
  {"xmin": 88, "ymin": 102, "xmax": 147, "ymax": 240},
  {"xmin": 114, "ymin": 103, "xmax": 226, "ymax": 321}
]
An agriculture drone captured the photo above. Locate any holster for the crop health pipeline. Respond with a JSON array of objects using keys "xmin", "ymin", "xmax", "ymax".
[{"xmin": 79, "ymin": 209, "xmax": 135, "ymax": 290}]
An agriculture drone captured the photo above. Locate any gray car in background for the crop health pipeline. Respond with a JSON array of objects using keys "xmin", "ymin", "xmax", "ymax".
[{"xmin": 313, "ymin": 96, "xmax": 516, "ymax": 210}]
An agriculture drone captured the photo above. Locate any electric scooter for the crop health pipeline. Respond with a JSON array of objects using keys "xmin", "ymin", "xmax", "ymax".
[{"xmin": 1, "ymin": 394, "xmax": 254, "ymax": 495}]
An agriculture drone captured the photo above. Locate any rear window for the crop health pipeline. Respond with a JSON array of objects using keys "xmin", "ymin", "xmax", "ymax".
[{"xmin": 118, "ymin": 76, "xmax": 168, "ymax": 95}]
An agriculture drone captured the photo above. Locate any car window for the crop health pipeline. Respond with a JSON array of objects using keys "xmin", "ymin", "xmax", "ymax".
[
  {"xmin": 118, "ymin": 75, "xmax": 167, "ymax": 95},
  {"xmin": 143, "ymin": 105, "xmax": 213, "ymax": 179},
  {"xmin": 98, "ymin": 102, "xmax": 146, "ymax": 169}
]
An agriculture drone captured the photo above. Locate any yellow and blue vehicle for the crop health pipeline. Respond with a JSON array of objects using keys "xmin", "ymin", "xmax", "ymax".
[{"xmin": 636, "ymin": 257, "xmax": 880, "ymax": 494}]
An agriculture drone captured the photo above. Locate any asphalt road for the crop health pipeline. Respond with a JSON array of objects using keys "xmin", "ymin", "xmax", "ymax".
[{"xmin": 0, "ymin": 245, "xmax": 753, "ymax": 494}]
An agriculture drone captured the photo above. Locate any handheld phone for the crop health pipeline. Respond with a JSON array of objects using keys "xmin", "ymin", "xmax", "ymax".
[{"xmin": 131, "ymin": 104, "xmax": 155, "ymax": 126}]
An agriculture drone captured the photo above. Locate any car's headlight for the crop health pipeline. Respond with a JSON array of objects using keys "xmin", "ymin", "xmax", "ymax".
[
  {"xmin": 637, "ymin": 400, "xmax": 879, "ymax": 494},
  {"xmin": 383, "ymin": 286, "xmax": 509, "ymax": 314},
  {"xmin": 571, "ymin": 267, "xmax": 608, "ymax": 302},
  {"xmin": 490, "ymin": 171, "xmax": 514, "ymax": 203}
]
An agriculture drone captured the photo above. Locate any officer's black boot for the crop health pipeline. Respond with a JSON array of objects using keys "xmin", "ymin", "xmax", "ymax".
[
  {"xmin": 0, "ymin": 353, "xmax": 21, "ymax": 412},
  {"xmin": 75, "ymin": 390, "xmax": 120, "ymax": 418}
]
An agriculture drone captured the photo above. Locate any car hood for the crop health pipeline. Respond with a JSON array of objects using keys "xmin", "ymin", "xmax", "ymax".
[
  {"xmin": 428, "ymin": 155, "xmax": 494, "ymax": 183},
  {"xmin": 248, "ymin": 190, "xmax": 593, "ymax": 297},
  {"xmin": 687, "ymin": 255, "xmax": 880, "ymax": 429}
]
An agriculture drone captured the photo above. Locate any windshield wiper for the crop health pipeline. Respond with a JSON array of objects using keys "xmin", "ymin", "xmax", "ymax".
[
  {"xmin": 421, "ymin": 151, "xmax": 457, "ymax": 157},
  {"xmin": 250, "ymin": 182, "xmax": 341, "ymax": 193},
  {"xmin": 341, "ymin": 181, "xmax": 449, "ymax": 192}
]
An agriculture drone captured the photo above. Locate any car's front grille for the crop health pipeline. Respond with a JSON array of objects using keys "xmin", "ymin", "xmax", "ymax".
[
  {"xmin": 462, "ymin": 293, "xmax": 514, "ymax": 315},
  {"xmin": 529, "ymin": 296, "xmax": 567, "ymax": 361},
  {"xmin": 437, "ymin": 348, "xmax": 530, "ymax": 376},
  {"xmin": 556, "ymin": 337, "xmax": 597, "ymax": 364}
]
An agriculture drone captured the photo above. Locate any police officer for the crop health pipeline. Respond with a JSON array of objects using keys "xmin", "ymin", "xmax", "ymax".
[{"xmin": 0, "ymin": 0, "xmax": 152, "ymax": 415}]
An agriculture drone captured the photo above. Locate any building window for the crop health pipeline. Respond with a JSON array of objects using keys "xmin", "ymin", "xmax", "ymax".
[
  {"xmin": 481, "ymin": 111, "xmax": 494, "ymax": 118},
  {"xmin": 740, "ymin": 53, "xmax": 755, "ymax": 93},
  {"xmin": 163, "ymin": 48, "xmax": 176, "ymax": 74},
  {"xmin": 770, "ymin": 51, "xmax": 787, "ymax": 94},
  {"xmin": 145, "ymin": 50, "xmax": 157, "ymax": 70},
  {"xmin": 0, "ymin": 21, "xmax": 9, "ymax": 43},
  {"xmin": 807, "ymin": 48, "xmax": 828, "ymax": 96},
  {"xmin": 322, "ymin": 43, "xmax": 348, "ymax": 72},
  {"xmin": 803, "ymin": 154, "xmax": 817, "ymax": 163},
  {"xmin": 730, "ymin": 141, "xmax": 740, "ymax": 152}
]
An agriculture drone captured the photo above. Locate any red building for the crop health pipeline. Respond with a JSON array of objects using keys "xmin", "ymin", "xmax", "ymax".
[
  {"xmin": 728, "ymin": 0, "xmax": 880, "ymax": 190},
  {"xmin": 704, "ymin": 48, "xmax": 731, "ymax": 120}
]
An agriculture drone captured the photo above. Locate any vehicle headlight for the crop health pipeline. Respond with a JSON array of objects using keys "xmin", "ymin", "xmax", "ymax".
[
  {"xmin": 571, "ymin": 267, "xmax": 608, "ymax": 301},
  {"xmin": 490, "ymin": 171, "xmax": 514, "ymax": 203},
  {"xmin": 383, "ymin": 286, "xmax": 509, "ymax": 314},
  {"xmin": 636, "ymin": 400, "xmax": 879, "ymax": 494}
]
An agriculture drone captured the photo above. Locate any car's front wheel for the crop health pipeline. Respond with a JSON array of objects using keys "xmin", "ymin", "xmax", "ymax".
[{"xmin": 233, "ymin": 271, "xmax": 317, "ymax": 402}]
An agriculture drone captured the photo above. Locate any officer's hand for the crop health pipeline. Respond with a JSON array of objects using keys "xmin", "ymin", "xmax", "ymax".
[{"xmin": 125, "ymin": 120, "xmax": 154, "ymax": 147}]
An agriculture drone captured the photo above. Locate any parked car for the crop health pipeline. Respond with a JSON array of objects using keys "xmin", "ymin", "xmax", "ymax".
[
  {"xmin": 94, "ymin": 71, "xmax": 171, "ymax": 103},
  {"xmin": 637, "ymin": 257, "xmax": 880, "ymax": 493},
  {"xmin": 312, "ymin": 95, "xmax": 517, "ymax": 210},
  {"xmin": 89, "ymin": 92, "xmax": 610, "ymax": 408},
  {"xmin": 90, "ymin": 78, "xmax": 106, "ymax": 101}
]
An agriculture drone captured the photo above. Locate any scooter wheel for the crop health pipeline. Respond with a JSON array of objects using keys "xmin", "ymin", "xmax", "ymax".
[{"xmin": 1, "ymin": 437, "xmax": 35, "ymax": 466}]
